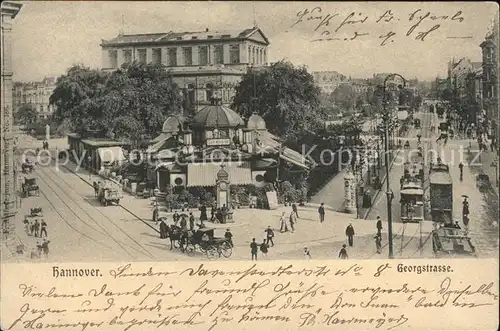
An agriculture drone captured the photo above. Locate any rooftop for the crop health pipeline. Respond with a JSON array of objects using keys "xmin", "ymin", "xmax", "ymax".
[{"xmin": 101, "ymin": 27, "xmax": 269, "ymax": 46}]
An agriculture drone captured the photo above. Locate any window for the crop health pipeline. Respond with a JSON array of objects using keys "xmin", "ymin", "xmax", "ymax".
[
  {"xmin": 198, "ymin": 46, "xmax": 208, "ymax": 65},
  {"xmin": 123, "ymin": 50, "xmax": 132, "ymax": 64},
  {"xmin": 137, "ymin": 49, "xmax": 147, "ymax": 64},
  {"xmin": 229, "ymin": 44, "xmax": 240, "ymax": 64},
  {"xmin": 108, "ymin": 50, "xmax": 118, "ymax": 68},
  {"xmin": 167, "ymin": 48, "xmax": 177, "ymax": 66},
  {"xmin": 214, "ymin": 45, "xmax": 223, "ymax": 64},
  {"xmin": 152, "ymin": 48, "xmax": 162, "ymax": 65},
  {"xmin": 183, "ymin": 47, "xmax": 193, "ymax": 66},
  {"xmin": 205, "ymin": 83, "xmax": 214, "ymax": 101}
]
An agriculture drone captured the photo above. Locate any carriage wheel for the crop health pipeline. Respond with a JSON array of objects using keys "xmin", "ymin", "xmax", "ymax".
[
  {"xmin": 206, "ymin": 245, "xmax": 218, "ymax": 260},
  {"xmin": 220, "ymin": 242, "xmax": 232, "ymax": 258},
  {"xmin": 186, "ymin": 244, "xmax": 196, "ymax": 257},
  {"xmin": 173, "ymin": 239, "xmax": 181, "ymax": 249},
  {"xmin": 198, "ymin": 243, "xmax": 207, "ymax": 253}
]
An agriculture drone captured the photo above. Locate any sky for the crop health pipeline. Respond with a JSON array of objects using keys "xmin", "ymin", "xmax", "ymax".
[{"xmin": 10, "ymin": 1, "xmax": 499, "ymax": 82}]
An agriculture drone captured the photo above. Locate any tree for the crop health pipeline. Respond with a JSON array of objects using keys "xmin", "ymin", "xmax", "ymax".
[
  {"xmin": 50, "ymin": 62, "xmax": 183, "ymax": 141},
  {"xmin": 330, "ymin": 84, "xmax": 357, "ymax": 111},
  {"xmin": 231, "ymin": 60, "xmax": 325, "ymax": 140},
  {"xmin": 15, "ymin": 104, "xmax": 38, "ymax": 125}
]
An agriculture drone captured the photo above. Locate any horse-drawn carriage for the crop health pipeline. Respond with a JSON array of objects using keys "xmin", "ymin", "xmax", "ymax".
[
  {"xmin": 476, "ymin": 174, "xmax": 491, "ymax": 192},
  {"xmin": 414, "ymin": 118, "xmax": 421, "ymax": 128},
  {"xmin": 22, "ymin": 178, "xmax": 39, "ymax": 197},
  {"xmin": 96, "ymin": 181, "xmax": 121, "ymax": 206},
  {"xmin": 30, "ymin": 207, "xmax": 43, "ymax": 217},
  {"xmin": 166, "ymin": 227, "xmax": 232, "ymax": 259}
]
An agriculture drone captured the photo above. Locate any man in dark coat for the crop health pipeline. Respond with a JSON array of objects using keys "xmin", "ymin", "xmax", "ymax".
[
  {"xmin": 376, "ymin": 216, "xmax": 383, "ymax": 236},
  {"xmin": 225, "ymin": 229, "xmax": 233, "ymax": 247},
  {"xmin": 210, "ymin": 206, "xmax": 216, "ymax": 222},
  {"xmin": 180, "ymin": 215, "xmax": 187, "ymax": 230},
  {"xmin": 40, "ymin": 219, "xmax": 48, "ymax": 238},
  {"xmin": 173, "ymin": 211, "xmax": 180, "ymax": 226},
  {"xmin": 250, "ymin": 238, "xmax": 258, "ymax": 261},
  {"xmin": 189, "ymin": 212, "xmax": 195, "ymax": 230},
  {"xmin": 264, "ymin": 226, "xmax": 275, "ymax": 247},
  {"xmin": 34, "ymin": 219, "xmax": 40, "ymax": 238},
  {"xmin": 318, "ymin": 203, "xmax": 325, "ymax": 223},
  {"xmin": 159, "ymin": 219, "xmax": 168, "ymax": 239},
  {"xmin": 292, "ymin": 203, "xmax": 299, "ymax": 218},
  {"xmin": 221, "ymin": 204, "xmax": 228, "ymax": 224},
  {"xmin": 338, "ymin": 244, "xmax": 348, "ymax": 259},
  {"xmin": 199, "ymin": 205, "xmax": 208, "ymax": 221},
  {"xmin": 152, "ymin": 205, "xmax": 159, "ymax": 224},
  {"xmin": 345, "ymin": 223, "xmax": 355, "ymax": 247}
]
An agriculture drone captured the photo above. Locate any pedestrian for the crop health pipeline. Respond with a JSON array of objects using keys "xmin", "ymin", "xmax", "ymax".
[
  {"xmin": 40, "ymin": 219, "xmax": 48, "ymax": 238},
  {"xmin": 462, "ymin": 197, "xmax": 470, "ymax": 217},
  {"xmin": 338, "ymin": 244, "xmax": 348, "ymax": 260},
  {"xmin": 289, "ymin": 212, "xmax": 296, "ymax": 233},
  {"xmin": 215, "ymin": 208, "xmax": 222, "ymax": 224},
  {"xmin": 30, "ymin": 220, "xmax": 35, "ymax": 236},
  {"xmin": 375, "ymin": 234, "xmax": 382, "ymax": 254},
  {"xmin": 304, "ymin": 247, "xmax": 311, "ymax": 259},
  {"xmin": 250, "ymin": 238, "xmax": 258, "ymax": 261},
  {"xmin": 345, "ymin": 223, "xmax": 355, "ymax": 247},
  {"xmin": 210, "ymin": 205, "xmax": 216, "ymax": 222},
  {"xmin": 318, "ymin": 203, "xmax": 325, "ymax": 223},
  {"xmin": 41, "ymin": 239, "xmax": 50, "ymax": 257},
  {"xmin": 45, "ymin": 141, "xmax": 49, "ymax": 150},
  {"xmin": 458, "ymin": 162, "xmax": 464, "ymax": 180},
  {"xmin": 23, "ymin": 217, "xmax": 29, "ymax": 234},
  {"xmin": 225, "ymin": 229, "xmax": 233, "ymax": 247},
  {"xmin": 93, "ymin": 181, "xmax": 99, "ymax": 197},
  {"xmin": 34, "ymin": 219, "xmax": 40, "ymax": 238},
  {"xmin": 265, "ymin": 226, "xmax": 275, "ymax": 247},
  {"xmin": 180, "ymin": 215, "xmax": 187, "ymax": 230},
  {"xmin": 376, "ymin": 216, "xmax": 382, "ymax": 236},
  {"xmin": 189, "ymin": 212, "xmax": 195, "ymax": 231},
  {"xmin": 279, "ymin": 212, "xmax": 288, "ymax": 233},
  {"xmin": 463, "ymin": 214, "xmax": 469, "ymax": 229},
  {"xmin": 36, "ymin": 241, "xmax": 43, "ymax": 257},
  {"xmin": 199, "ymin": 205, "xmax": 208, "ymax": 222},
  {"xmin": 292, "ymin": 203, "xmax": 299, "ymax": 218},
  {"xmin": 159, "ymin": 218, "xmax": 168, "ymax": 239},
  {"xmin": 221, "ymin": 204, "xmax": 227, "ymax": 224},
  {"xmin": 152, "ymin": 204, "xmax": 159, "ymax": 224},
  {"xmin": 260, "ymin": 240, "xmax": 268, "ymax": 259}
]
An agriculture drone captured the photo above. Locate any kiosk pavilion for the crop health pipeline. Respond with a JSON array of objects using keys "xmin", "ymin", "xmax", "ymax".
[{"xmin": 147, "ymin": 96, "xmax": 310, "ymax": 206}]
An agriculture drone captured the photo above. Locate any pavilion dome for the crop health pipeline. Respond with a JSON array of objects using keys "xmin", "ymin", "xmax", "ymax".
[
  {"xmin": 247, "ymin": 112, "xmax": 266, "ymax": 130},
  {"xmin": 191, "ymin": 103, "xmax": 244, "ymax": 129},
  {"xmin": 162, "ymin": 116, "xmax": 183, "ymax": 133}
]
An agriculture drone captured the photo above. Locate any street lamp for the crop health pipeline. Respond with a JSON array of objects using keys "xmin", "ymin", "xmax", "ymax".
[{"xmin": 383, "ymin": 73, "xmax": 406, "ymax": 259}]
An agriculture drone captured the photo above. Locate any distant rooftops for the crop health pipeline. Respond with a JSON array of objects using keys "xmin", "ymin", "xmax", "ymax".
[{"xmin": 101, "ymin": 27, "xmax": 269, "ymax": 46}]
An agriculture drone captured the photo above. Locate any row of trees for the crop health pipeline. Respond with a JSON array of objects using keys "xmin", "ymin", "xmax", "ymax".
[{"xmin": 50, "ymin": 63, "xmax": 183, "ymax": 143}]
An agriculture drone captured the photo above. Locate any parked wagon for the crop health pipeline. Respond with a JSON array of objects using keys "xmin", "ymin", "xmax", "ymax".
[
  {"xmin": 183, "ymin": 228, "xmax": 232, "ymax": 259},
  {"xmin": 22, "ymin": 178, "xmax": 39, "ymax": 197}
]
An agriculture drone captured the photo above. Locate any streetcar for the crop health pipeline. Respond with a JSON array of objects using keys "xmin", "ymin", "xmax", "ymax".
[{"xmin": 400, "ymin": 183, "xmax": 424, "ymax": 223}]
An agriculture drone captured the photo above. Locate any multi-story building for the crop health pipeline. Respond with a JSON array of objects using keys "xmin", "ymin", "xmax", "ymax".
[
  {"xmin": 480, "ymin": 11, "xmax": 498, "ymax": 137},
  {"xmin": 13, "ymin": 76, "xmax": 58, "ymax": 120},
  {"xmin": 448, "ymin": 57, "xmax": 482, "ymax": 122},
  {"xmin": 312, "ymin": 71, "xmax": 347, "ymax": 94},
  {"xmin": 100, "ymin": 27, "xmax": 270, "ymax": 113},
  {"xmin": 1, "ymin": 1, "xmax": 22, "ymax": 237}
]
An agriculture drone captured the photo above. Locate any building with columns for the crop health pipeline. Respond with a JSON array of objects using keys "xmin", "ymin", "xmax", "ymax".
[
  {"xmin": 13, "ymin": 76, "xmax": 58, "ymax": 120},
  {"xmin": 480, "ymin": 11, "xmax": 498, "ymax": 138},
  {"xmin": 100, "ymin": 27, "xmax": 270, "ymax": 112},
  {"xmin": 1, "ymin": 1, "xmax": 22, "ymax": 237}
]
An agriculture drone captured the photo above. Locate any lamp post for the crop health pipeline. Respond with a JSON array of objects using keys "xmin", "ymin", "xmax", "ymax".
[{"xmin": 383, "ymin": 73, "xmax": 406, "ymax": 259}]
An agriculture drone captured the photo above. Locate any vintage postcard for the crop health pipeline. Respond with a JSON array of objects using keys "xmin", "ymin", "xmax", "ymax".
[{"xmin": 1, "ymin": 1, "xmax": 498, "ymax": 330}]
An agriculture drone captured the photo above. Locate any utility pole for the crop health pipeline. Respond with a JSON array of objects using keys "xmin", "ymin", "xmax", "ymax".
[{"xmin": 383, "ymin": 73, "xmax": 407, "ymax": 259}]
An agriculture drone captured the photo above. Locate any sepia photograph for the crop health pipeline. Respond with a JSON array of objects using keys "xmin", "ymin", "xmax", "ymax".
[{"xmin": 1, "ymin": 1, "xmax": 498, "ymax": 265}]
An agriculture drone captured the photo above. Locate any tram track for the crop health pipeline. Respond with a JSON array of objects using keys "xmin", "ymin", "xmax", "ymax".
[{"xmin": 33, "ymin": 157, "xmax": 156, "ymax": 260}]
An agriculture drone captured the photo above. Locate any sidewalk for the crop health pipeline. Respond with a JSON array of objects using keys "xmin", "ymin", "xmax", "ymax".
[{"xmin": 467, "ymin": 139, "xmax": 499, "ymax": 196}]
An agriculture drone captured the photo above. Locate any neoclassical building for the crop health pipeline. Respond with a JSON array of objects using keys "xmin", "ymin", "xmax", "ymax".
[
  {"xmin": 146, "ymin": 97, "xmax": 310, "ymax": 194},
  {"xmin": 100, "ymin": 27, "xmax": 270, "ymax": 112}
]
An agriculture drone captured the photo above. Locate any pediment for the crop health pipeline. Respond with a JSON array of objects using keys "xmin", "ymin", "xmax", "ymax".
[{"xmin": 247, "ymin": 29, "xmax": 269, "ymax": 45}]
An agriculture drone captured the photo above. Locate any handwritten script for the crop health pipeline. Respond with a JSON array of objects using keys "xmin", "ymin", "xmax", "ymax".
[
  {"xmin": 289, "ymin": 7, "xmax": 467, "ymax": 46},
  {"xmin": 2, "ymin": 261, "xmax": 498, "ymax": 331}
]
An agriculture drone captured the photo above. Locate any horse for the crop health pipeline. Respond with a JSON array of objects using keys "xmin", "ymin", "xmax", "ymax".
[{"xmin": 164, "ymin": 225, "xmax": 183, "ymax": 250}]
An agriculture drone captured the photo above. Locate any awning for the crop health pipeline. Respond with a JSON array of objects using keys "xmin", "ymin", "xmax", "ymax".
[
  {"xmin": 256, "ymin": 131, "xmax": 310, "ymax": 169},
  {"xmin": 280, "ymin": 149, "xmax": 309, "ymax": 169},
  {"xmin": 97, "ymin": 147, "xmax": 125, "ymax": 163},
  {"xmin": 151, "ymin": 133, "xmax": 172, "ymax": 144},
  {"xmin": 187, "ymin": 162, "xmax": 252, "ymax": 187},
  {"xmin": 155, "ymin": 162, "xmax": 174, "ymax": 171}
]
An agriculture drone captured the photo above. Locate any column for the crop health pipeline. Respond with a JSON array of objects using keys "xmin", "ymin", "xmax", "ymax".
[
  {"xmin": 161, "ymin": 47, "xmax": 168, "ymax": 65},
  {"xmin": 176, "ymin": 46, "xmax": 183, "ymax": 66},
  {"xmin": 239, "ymin": 43, "xmax": 247, "ymax": 63},
  {"xmin": 223, "ymin": 44, "xmax": 230, "ymax": 64},
  {"xmin": 146, "ymin": 48, "xmax": 152, "ymax": 64}
]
